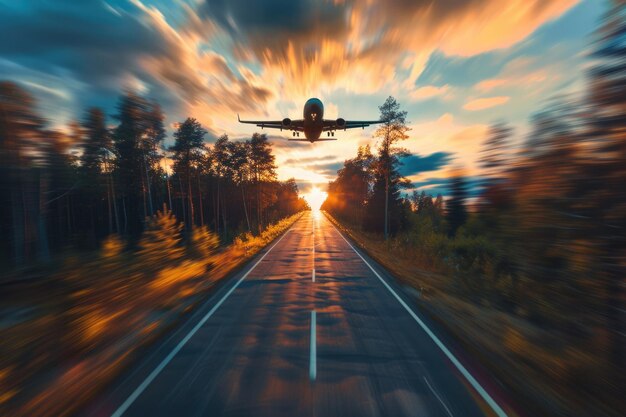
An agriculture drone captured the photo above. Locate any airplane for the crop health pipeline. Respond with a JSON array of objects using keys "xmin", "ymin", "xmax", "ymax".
[{"xmin": 237, "ymin": 97, "xmax": 384, "ymax": 143}]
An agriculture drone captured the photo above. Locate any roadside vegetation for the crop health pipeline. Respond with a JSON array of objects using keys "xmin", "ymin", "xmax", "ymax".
[
  {"xmin": 0, "ymin": 210, "xmax": 304, "ymax": 417},
  {"xmin": 322, "ymin": 8, "xmax": 624, "ymax": 417}
]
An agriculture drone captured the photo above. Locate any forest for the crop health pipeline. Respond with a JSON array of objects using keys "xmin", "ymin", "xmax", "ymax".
[
  {"xmin": 322, "ymin": 7, "xmax": 624, "ymax": 416},
  {"xmin": 0, "ymin": 82, "xmax": 310, "ymax": 415},
  {"xmin": 0, "ymin": 87, "xmax": 308, "ymax": 269}
]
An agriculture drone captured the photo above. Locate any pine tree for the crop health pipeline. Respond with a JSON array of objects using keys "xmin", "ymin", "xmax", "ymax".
[
  {"xmin": 586, "ymin": 0, "xmax": 626, "ymax": 375},
  {"xmin": 479, "ymin": 121, "xmax": 513, "ymax": 184},
  {"xmin": 447, "ymin": 175, "xmax": 468, "ymax": 237},
  {"xmin": 170, "ymin": 118, "xmax": 207, "ymax": 230},
  {"xmin": 368, "ymin": 96, "xmax": 411, "ymax": 238},
  {"xmin": 368, "ymin": 96, "xmax": 410, "ymax": 240},
  {"xmin": 141, "ymin": 101, "xmax": 166, "ymax": 217},
  {"xmin": 188, "ymin": 225, "xmax": 220, "ymax": 260},
  {"xmin": 139, "ymin": 205, "xmax": 184, "ymax": 268},
  {"xmin": 248, "ymin": 133, "xmax": 277, "ymax": 233},
  {"xmin": 80, "ymin": 108, "xmax": 112, "ymax": 237},
  {"xmin": 0, "ymin": 82, "xmax": 44, "ymax": 264},
  {"xmin": 112, "ymin": 92, "xmax": 150, "ymax": 239}
]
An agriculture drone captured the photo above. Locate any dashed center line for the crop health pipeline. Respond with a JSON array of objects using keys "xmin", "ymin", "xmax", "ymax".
[{"xmin": 310, "ymin": 310, "xmax": 317, "ymax": 381}]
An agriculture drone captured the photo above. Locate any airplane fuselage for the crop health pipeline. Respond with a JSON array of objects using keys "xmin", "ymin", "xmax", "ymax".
[{"xmin": 303, "ymin": 97, "xmax": 324, "ymax": 141}]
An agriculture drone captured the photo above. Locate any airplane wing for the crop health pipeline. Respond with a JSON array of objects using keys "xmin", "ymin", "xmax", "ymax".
[
  {"xmin": 289, "ymin": 138, "xmax": 337, "ymax": 142},
  {"xmin": 238, "ymin": 114, "xmax": 304, "ymax": 131},
  {"xmin": 322, "ymin": 119, "xmax": 385, "ymax": 131}
]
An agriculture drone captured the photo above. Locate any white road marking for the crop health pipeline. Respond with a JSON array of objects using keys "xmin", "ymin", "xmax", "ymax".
[
  {"xmin": 424, "ymin": 376, "xmax": 454, "ymax": 417},
  {"xmin": 110, "ymin": 222, "xmax": 297, "ymax": 417},
  {"xmin": 310, "ymin": 310, "xmax": 317, "ymax": 381},
  {"xmin": 312, "ymin": 221, "xmax": 315, "ymax": 282},
  {"xmin": 327, "ymin": 218, "xmax": 509, "ymax": 417}
]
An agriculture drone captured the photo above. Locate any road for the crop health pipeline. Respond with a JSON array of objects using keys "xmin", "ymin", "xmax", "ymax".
[{"xmin": 82, "ymin": 211, "xmax": 509, "ymax": 417}]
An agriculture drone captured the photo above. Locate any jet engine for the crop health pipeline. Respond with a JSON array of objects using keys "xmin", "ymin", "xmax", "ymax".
[
  {"xmin": 336, "ymin": 118, "xmax": 346, "ymax": 128},
  {"xmin": 282, "ymin": 118, "xmax": 292, "ymax": 128}
]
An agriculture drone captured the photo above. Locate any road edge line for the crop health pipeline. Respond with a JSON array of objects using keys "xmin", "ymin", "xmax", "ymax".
[
  {"xmin": 111, "ymin": 220, "xmax": 297, "ymax": 417},
  {"xmin": 327, "ymin": 216, "xmax": 509, "ymax": 417}
]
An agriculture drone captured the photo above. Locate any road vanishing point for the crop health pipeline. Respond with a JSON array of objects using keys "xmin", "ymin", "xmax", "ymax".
[{"xmin": 82, "ymin": 211, "xmax": 509, "ymax": 417}]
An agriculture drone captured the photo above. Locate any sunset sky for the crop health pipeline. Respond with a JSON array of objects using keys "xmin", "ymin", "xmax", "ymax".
[{"xmin": 0, "ymin": 0, "xmax": 605, "ymax": 195}]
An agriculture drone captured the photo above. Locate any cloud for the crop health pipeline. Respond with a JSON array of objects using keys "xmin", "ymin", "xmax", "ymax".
[
  {"xmin": 411, "ymin": 176, "xmax": 484, "ymax": 197},
  {"xmin": 0, "ymin": 0, "xmax": 588, "ymax": 190},
  {"xmin": 399, "ymin": 152, "xmax": 454, "ymax": 177},
  {"xmin": 409, "ymin": 85, "xmax": 450, "ymax": 101},
  {"xmin": 283, "ymin": 155, "xmax": 340, "ymax": 165},
  {"xmin": 463, "ymin": 96, "xmax": 510, "ymax": 111},
  {"xmin": 196, "ymin": 0, "xmax": 577, "ymax": 98},
  {"xmin": 475, "ymin": 79, "xmax": 507, "ymax": 92}
]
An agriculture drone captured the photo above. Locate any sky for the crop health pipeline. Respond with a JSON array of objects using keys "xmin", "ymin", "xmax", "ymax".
[{"xmin": 0, "ymin": 0, "xmax": 606, "ymax": 196}]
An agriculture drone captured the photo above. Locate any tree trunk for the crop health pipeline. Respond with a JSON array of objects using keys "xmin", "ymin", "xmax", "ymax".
[
  {"xmin": 178, "ymin": 176, "xmax": 186, "ymax": 226},
  {"xmin": 242, "ymin": 184, "xmax": 251, "ymax": 232},
  {"xmin": 11, "ymin": 185, "xmax": 24, "ymax": 265},
  {"xmin": 106, "ymin": 174, "xmax": 113, "ymax": 234},
  {"xmin": 187, "ymin": 174, "xmax": 194, "ymax": 228},
  {"xmin": 197, "ymin": 173, "xmax": 204, "ymax": 226},
  {"xmin": 105, "ymin": 154, "xmax": 120, "ymax": 234},
  {"xmin": 122, "ymin": 197, "xmax": 128, "ymax": 234},
  {"xmin": 166, "ymin": 174, "xmax": 172, "ymax": 211},
  {"xmin": 37, "ymin": 170, "xmax": 50, "ymax": 262},
  {"xmin": 141, "ymin": 165, "xmax": 147, "ymax": 220},
  {"xmin": 143, "ymin": 152, "xmax": 154, "ymax": 216},
  {"xmin": 384, "ymin": 173, "xmax": 389, "ymax": 240},
  {"xmin": 216, "ymin": 177, "xmax": 220, "ymax": 235}
]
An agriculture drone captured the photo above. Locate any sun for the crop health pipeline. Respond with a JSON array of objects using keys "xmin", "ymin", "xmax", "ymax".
[{"xmin": 303, "ymin": 186, "xmax": 328, "ymax": 211}]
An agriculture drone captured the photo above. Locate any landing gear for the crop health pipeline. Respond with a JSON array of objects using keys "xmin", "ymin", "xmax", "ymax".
[{"xmin": 292, "ymin": 131, "xmax": 295, "ymax": 137}]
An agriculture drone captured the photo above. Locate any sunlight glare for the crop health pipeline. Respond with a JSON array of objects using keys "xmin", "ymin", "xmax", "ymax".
[{"xmin": 303, "ymin": 186, "xmax": 328, "ymax": 212}]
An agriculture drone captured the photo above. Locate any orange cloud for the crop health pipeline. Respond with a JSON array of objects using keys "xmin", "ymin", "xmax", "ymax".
[
  {"xmin": 189, "ymin": 0, "xmax": 578, "ymax": 102},
  {"xmin": 463, "ymin": 96, "xmax": 510, "ymax": 111},
  {"xmin": 475, "ymin": 79, "xmax": 507, "ymax": 92},
  {"xmin": 409, "ymin": 85, "xmax": 450, "ymax": 101}
]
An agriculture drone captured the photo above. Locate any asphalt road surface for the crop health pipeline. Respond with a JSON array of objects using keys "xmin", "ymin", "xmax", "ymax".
[{"xmin": 82, "ymin": 211, "xmax": 509, "ymax": 417}]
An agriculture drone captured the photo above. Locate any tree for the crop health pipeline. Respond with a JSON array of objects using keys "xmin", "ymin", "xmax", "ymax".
[
  {"xmin": 170, "ymin": 118, "xmax": 207, "ymax": 230},
  {"xmin": 139, "ymin": 205, "xmax": 184, "ymax": 270},
  {"xmin": 141, "ymin": 102, "xmax": 166, "ymax": 217},
  {"xmin": 248, "ymin": 133, "xmax": 277, "ymax": 233},
  {"xmin": 368, "ymin": 96, "xmax": 411, "ymax": 238},
  {"xmin": 447, "ymin": 174, "xmax": 468, "ymax": 237},
  {"xmin": 80, "ymin": 108, "xmax": 114, "ymax": 237},
  {"xmin": 323, "ymin": 144, "xmax": 374, "ymax": 225},
  {"xmin": 112, "ymin": 92, "xmax": 150, "ymax": 240},
  {"xmin": 0, "ymin": 82, "xmax": 45, "ymax": 264},
  {"xmin": 211, "ymin": 134, "xmax": 230, "ymax": 234},
  {"xmin": 479, "ymin": 121, "xmax": 513, "ymax": 183},
  {"xmin": 227, "ymin": 140, "xmax": 252, "ymax": 232},
  {"xmin": 80, "ymin": 109, "xmax": 110, "ymax": 178},
  {"xmin": 585, "ymin": 0, "xmax": 626, "ymax": 374}
]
